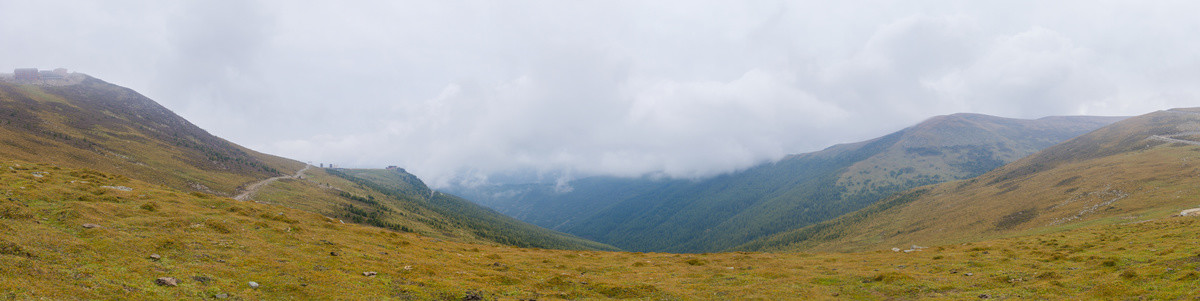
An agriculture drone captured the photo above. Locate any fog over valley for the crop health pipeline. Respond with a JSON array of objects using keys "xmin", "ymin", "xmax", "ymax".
[{"xmin": 4, "ymin": 1, "xmax": 1198, "ymax": 187}]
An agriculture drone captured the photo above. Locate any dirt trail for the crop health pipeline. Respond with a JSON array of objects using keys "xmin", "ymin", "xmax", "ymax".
[
  {"xmin": 1148, "ymin": 133, "xmax": 1200, "ymax": 146},
  {"xmin": 234, "ymin": 164, "xmax": 312, "ymax": 201}
]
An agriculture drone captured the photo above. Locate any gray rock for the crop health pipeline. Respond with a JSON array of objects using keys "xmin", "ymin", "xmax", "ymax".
[
  {"xmin": 363, "ymin": 271, "xmax": 377, "ymax": 277},
  {"xmin": 248, "ymin": 281, "xmax": 260, "ymax": 288},
  {"xmin": 154, "ymin": 277, "xmax": 178, "ymax": 287},
  {"xmin": 82, "ymin": 223, "xmax": 102, "ymax": 229},
  {"xmin": 192, "ymin": 275, "xmax": 212, "ymax": 284},
  {"xmin": 149, "ymin": 254, "xmax": 161, "ymax": 261}
]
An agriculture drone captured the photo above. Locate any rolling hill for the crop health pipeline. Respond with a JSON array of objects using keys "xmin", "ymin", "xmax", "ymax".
[
  {"xmin": 451, "ymin": 113, "xmax": 1123, "ymax": 252},
  {"xmin": 0, "ymin": 74, "xmax": 612, "ymax": 251},
  {"xmin": 4, "ymin": 73, "xmax": 1200, "ymax": 299},
  {"xmin": 737, "ymin": 108, "xmax": 1200, "ymax": 253},
  {"xmin": 0, "ymin": 74, "xmax": 301, "ymax": 195},
  {"xmin": 5, "ymin": 159, "xmax": 1200, "ymax": 299}
]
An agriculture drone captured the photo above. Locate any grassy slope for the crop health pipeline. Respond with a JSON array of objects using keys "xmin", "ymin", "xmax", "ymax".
[
  {"xmin": 539, "ymin": 114, "xmax": 1119, "ymax": 252},
  {"xmin": 739, "ymin": 108, "xmax": 1200, "ymax": 253},
  {"xmin": 4, "ymin": 161, "xmax": 1200, "ymax": 300},
  {"xmin": 0, "ymin": 77, "xmax": 303, "ymax": 195},
  {"xmin": 0, "ymin": 77, "xmax": 611, "ymax": 252},
  {"xmin": 332, "ymin": 168, "xmax": 617, "ymax": 251}
]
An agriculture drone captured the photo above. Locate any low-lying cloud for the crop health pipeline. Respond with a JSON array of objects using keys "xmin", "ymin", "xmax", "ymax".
[{"xmin": 3, "ymin": 1, "xmax": 1198, "ymax": 187}]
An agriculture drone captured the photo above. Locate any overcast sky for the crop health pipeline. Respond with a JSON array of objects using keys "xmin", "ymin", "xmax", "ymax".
[{"xmin": 3, "ymin": 1, "xmax": 1198, "ymax": 187}]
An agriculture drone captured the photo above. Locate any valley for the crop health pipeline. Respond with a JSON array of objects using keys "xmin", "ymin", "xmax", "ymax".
[
  {"xmin": 2, "ymin": 75, "xmax": 1199, "ymax": 299},
  {"xmin": 450, "ymin": 114, "xmax": 1123, "ymax": 253}
]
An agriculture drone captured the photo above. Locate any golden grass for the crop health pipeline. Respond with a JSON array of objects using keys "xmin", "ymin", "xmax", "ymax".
[
  {"xmin": 4, "ymin": 160, "xmax": 1200, "ymax": 300},
  {"xmin": 0, "ymin": 82, "xmax": 305, "ymax": 197}
]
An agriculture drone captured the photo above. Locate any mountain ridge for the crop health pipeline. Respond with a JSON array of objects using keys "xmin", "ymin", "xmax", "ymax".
[
  {"xmin": 0, "ymin": 75, "xmax": 614, "ymax": 251},
  {"xmin": 736, "ymin": 108, "xmax": 1200, "ymax": 253},
  {"xmin": 450, "ymin": 112, "xmax": 1124, "ymax": 252}
]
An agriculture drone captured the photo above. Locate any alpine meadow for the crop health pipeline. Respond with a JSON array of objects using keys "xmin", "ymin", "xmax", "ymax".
[{"xmin": 4, "ymin": 1, "xmax": 1200, "ymax": 300}]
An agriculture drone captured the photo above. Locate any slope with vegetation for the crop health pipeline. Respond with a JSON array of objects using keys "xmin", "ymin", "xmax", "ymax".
[
  {"xmin": 739, "ymin": 108, "xmax": 1200, "ymax": 253},
  {"xmin": 453, "ymin": 113, "xmax": 1122, "ymax": 252},
  {"xmin": 0, "ymin": 76, "xmax": 301, "ymax": 195},
  {"xmin": 4, "ymin": 160, "xmax": 1200, "ymax": 299},
  {"xmin": 0, "ymin": 76, "xmax": 613, "ymax": 251}
]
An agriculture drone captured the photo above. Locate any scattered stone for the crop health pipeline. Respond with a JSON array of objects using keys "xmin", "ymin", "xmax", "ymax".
[
  {"xmin": 964, "ymin": 273, "xmax": 974, "ymax": 276},
  {"xmin": 149, "ymin": 254, "xmax": 161, "ymax": 261},
  {"xmin": 330, "ymin": 251, "xmax": 339, "ymax": 256},
  {"xmin": 81, "ymin": 223, "xmax": 102, "ymax": 229},
  {"xmin": 403, "ymin": 265, "xmax": 413, "ymax": 270},
  {"xmin": 248, "ymin": 281, "xmax": 260, "ymax": 288},
  {"xmin": 214, "ymin": 293, "xmax": 229, "ymax": 299},
  {"xmin": 154, "ymin": 277, "xmax": 179, "ymax": 287},
  {"xmin": 101, "ymin": 185, "xmax": 133, "ymax": 192},
  {"xmin": 491, "ymin": 262, "xmax": 506, "ymax": 268},
  {"xmin": 891, "ymin": 247, "xmax": 901, "ymax": 252},
  {"xmin": 192, "ymin": 276, "xmax": 212, "ymax": 284},
  {"xmin": 462, "ymin": 290, "xmax": 484, "ymax": 301},
  {"xmin": 363, "ymin": 271, "xmax": 378, "ymax": 277},
  {"xmin": 979, "ymin": 294, "xmax": 991, "ymax": 299}
]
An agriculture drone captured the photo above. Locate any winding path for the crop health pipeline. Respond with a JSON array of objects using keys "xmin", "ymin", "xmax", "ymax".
[
  {"xmin": 1148, "ymin": 132, "xmax": 1200, "ymax": 147},
  {"xmin": 234, "ymin": 164, "xmax": 312, "ymax": 201}
]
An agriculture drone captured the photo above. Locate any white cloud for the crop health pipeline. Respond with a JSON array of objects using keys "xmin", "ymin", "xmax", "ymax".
[
  {"xmin": 3, "ymin": 1, "xmax": 1200, "ymax": 187},
  {"xmin": 925, "ymin": 27, "xmax": 1114, "ymax": 117}
]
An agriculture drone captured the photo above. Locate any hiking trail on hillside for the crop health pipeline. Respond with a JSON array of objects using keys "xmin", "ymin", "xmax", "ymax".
[{"xmin": 234, "ymin": 165, "xmax": 312, "ymax": 201}]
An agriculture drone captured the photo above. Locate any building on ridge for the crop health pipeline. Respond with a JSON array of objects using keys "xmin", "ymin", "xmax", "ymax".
[
  {"xmin": 14, "ymin": 68, "xmax": 39, "ymax": 81},
  {"xmin": 38, "ymin": 70, "xmax": 64, "ymax": 80}
]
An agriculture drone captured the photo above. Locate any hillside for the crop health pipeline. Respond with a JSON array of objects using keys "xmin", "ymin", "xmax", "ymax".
[
  {"xmin": 334, "ymin": 168, "xmax": 616, "ymax": 250},
  {"xmin": 0, "ymin": 75, "xmax": 612, "ymax": 251},
  {"xmin": 0, "ymin": 75, "xmax": 301, "ymax": 195},
  {"xmin": 4, "ymin": 160, "xmax": 1200, "ymax": 299},
  {"xmin": 452, "ymin": 113, "xmax": 1122, "ymax": 252},
  {"xmin": 739, "ymin": 108, "xmax": 1200, "ymax": 253}
]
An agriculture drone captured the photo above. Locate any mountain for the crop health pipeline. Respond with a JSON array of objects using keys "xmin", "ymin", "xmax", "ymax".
[
  {"xmin": 328, "ymin": 168, "xmax": 616, "ymax": 250},
  {"xmin": 4, "ymin": 74, "xmax": 1197, "ymax": 299},
  {"xmin": 0, "ymin": 74, "xmax": 612, "ymax": 251},
  {"xmin": 449, "ymin": 113, "xmax": 1123, "ymax": 252},
  {"xmin": 737, "ymin": 108, "xmax": 1200, "ymax": 252},
  {"xmin": 0, "ymin": 74, "xmax": 300, "ymax": 195}
]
